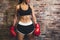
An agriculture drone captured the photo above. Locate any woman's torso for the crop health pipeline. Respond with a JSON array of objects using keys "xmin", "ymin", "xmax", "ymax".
[
  {"xmin": 19, "ymin": 15, "xmax": 32, "ymax": 23},
  {"xmin": 17, "ymin": 4, "xmax": 32, "ymax": 23}
]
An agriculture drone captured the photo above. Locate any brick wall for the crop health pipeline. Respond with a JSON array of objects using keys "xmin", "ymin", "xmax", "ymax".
[{"xmin": 0, "ymin": 0, "xmax": 60, "ymax": 40}]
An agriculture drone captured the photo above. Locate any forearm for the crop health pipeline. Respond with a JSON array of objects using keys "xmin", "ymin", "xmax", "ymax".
[
  {"xmin": 32, "ymin": 15, "xmax": 37, "ymax": 24},
  {"xmin": 13, "ymin": 15, "xmax": 17, "ymax": 26}
]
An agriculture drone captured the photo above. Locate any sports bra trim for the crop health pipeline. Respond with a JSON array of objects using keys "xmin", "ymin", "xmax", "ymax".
[{"xmin": 17, "ymin": 4, "xmax": 32, "ymax": 16}]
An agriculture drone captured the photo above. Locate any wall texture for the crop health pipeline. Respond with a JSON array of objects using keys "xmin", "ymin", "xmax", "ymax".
[{"xmin": 0, "ymin": 0, "xmax": 60, "ymax": 40}]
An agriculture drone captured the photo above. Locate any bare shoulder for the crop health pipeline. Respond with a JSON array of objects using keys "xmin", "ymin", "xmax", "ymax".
[
  {"xmin": 29, "ymin": 5, "xmax": 34, "ymax": 9},
  {"xmin": 16, "ymin": 5, "xmax": 20, "ymax": 10}
]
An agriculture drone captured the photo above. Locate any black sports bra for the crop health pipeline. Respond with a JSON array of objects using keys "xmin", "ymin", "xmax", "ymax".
[{"xmin": 17, "ymin": 5, "xmax": 32, "ymax": 16}]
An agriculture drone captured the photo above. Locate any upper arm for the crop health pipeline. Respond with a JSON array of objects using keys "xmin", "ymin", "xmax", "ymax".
[
  {"xmin": 15, "ymin": 5, "xmax": 20, "ymax": 15},
  {"xmin": 16, "ymin": 5, "xmax": 20, "ymax": 11},
  {"xmin": 30, "ymin": 5, "xmax": 35, "ymax": 17},
  {"xmin": 14, "ymin": 5, "xmax": 20, "ymax": 18}
]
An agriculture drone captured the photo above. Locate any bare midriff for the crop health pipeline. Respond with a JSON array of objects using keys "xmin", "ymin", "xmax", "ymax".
[{"xmin": 19, "ymin": 15, "xmax": 32, "ymax": 23}]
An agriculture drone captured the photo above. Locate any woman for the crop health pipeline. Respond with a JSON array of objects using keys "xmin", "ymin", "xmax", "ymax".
[{"xmin": 13, "ymin": 0, "xmax": 37, "ymax": 40}]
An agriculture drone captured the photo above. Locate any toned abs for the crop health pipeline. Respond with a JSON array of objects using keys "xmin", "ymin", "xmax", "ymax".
[{"xmin": 19, "ymin": 15, "xmax": 32, "ymax": 23}]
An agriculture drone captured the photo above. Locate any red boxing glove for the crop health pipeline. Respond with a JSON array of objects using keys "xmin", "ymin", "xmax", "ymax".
[
  {"xmin": 10, "ymin": 26, "xmax": 16, "ymax": 37},
  {"xmin": 34, "ymin": 23, "xmax": 41, "ymax": 36}
]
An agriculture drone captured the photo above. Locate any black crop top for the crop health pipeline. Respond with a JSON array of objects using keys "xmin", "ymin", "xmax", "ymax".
[{"xmin": 17, "ymin": 5, "xmax": 32, "ymax": 16}]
